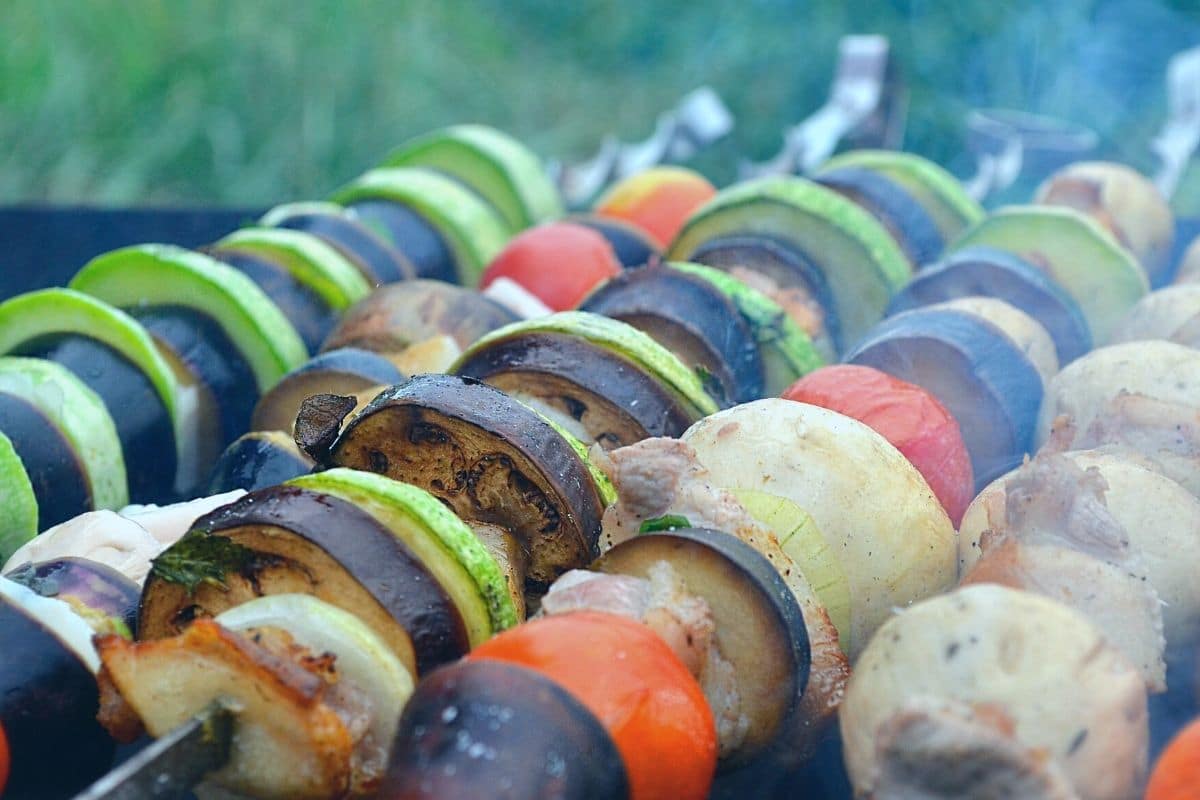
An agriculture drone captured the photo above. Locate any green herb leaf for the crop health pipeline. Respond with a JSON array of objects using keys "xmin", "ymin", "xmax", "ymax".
[
  {"xmin": 639, "ymin": 514, "xmax": 692, "ymax": 533},
  {"xmin": 149, "ymin": 531, "xmax": 261, "ymax": 595}
]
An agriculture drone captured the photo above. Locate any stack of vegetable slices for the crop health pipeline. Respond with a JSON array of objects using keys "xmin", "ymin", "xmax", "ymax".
[{"xmin": 2, "ymin": 122, "xmax": 1198, "ymax": 800}]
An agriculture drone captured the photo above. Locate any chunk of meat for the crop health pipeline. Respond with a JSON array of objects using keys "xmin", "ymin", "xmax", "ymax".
[
  {"xmin": 541, "ymin": 565, "xmax": 746, "ymax": 756},
  {"xmin": 595, "ymin": 437, "xmax": 850, "ymax": 759},
  {"xmin": 967, "ymin": 454, "xmax": 1166, "ymax": 692},
  {"xmin": 1043, "ymin": 391, "xmax": 1200, "ymax": 498},
  {"xmin": 3, "ymin": 510, "xmax": 161, "ymax": 584},
  {"xmin": 868, "ymin": 696, "xmax": 1080, "ymax": 800},
  {"xmin": 96, "ymin": 620, "xmax": 382, "ymax": 798}
]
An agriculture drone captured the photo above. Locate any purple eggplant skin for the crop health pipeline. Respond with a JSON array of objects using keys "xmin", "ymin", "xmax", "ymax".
[
  {"xmin": 0, "ymin": 594, "xmax": 114, "ymax": 799},
  {"xmin": 569, "ymin": 214, "xmax": 661, "ymax": 268},
  {"xmin": 380, "ymin": 659, "xmax": 630, "ymax": 800},
  {"xmin": 845, "ymin": 307, "xmax": 1044, "ymax": 488},
  {"xmin": 207, "ymin": 430, "xmax": 315, "ymax": 495},
  {"xmin": 206, "ymin": 247, "xmax": 337, "ymax": 354},
  {"xmin": 0, "ymin": 391, "xmax": 90, "ymax": 529},
  {"xmin": 3, "ymin": 557, "xmax": 139, "ymax": 634},
  {"xmin": 131, "ymin": 304, "xmax": 261, "ymax": 449},
  {"xmin": 271, "ymin": 208, "xmax": 416, "ymax": 285},
  {"xmin": 14, "ymin": 333, "xmax": 177, "ymax": 504},
  {"xmin": 343, "ymin": 200, "xmax": 458, "ymax": 283}
]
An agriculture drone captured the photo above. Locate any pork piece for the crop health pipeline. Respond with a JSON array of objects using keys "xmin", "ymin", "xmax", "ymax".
[
  {"xmin": 868, "ymin": 697, "xmax": 1080, "ymax": 800},
  {"xmin": 964, "ymin": 453, "xmax": 1166, "ymax": 692},
  {"xmin": 3, "ymin": 510, "xmax": 160, "ymax": 583},
  {"xmin": 97, "ymin": 620, "xmax": 382, "ymax": 799},
  {"xmin": 119, "ymin": 489, "xmax": 247, "ymax": 546},
  {"xmin": 541, "ymin": 564, "xmax": 746, "ymax": 756},
  {"xmin": 593, "ymin": 437, "xmax": 850, "ymax": 758},
  {"xmin": 1047, "ymin": 391, "xmax": 1200, "ymax": 498},
  {"xmin": 3, "ymin": 490, "xmax": 248, "ymax": 585}
]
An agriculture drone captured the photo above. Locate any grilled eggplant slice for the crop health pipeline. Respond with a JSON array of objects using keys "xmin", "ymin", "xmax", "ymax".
[
  {"xmin": 381, "ymin": 659, "xmax": 629, "ymax": 799},
  {"xmin": 139, "ymin": 484, "xmax": 468, "ymax": 676},
  {"xmin": 251, "ymin": 348, "xmax": 405, "ymax": 434},
  {"xmin": 288, "ymin": 468, "xmax": 520, "ymax": 644},
  {"xmin": 0, "ymin": 357, "xmax": 126, "ymax": 534},
  {"xmin": 322, "ymin": 279, "xmax": 518, "ymax": 355},
  {"xmin": 207, "ymin": 430, "xmax": 315, "ymax": 494},
  {"xmin": 70, "ymin": 245, "xmax": 308, "ymax": 489},
  {"xmin": 592, "ymin": 528, "xmax": 810, "ymax": 766},
  {"xmin": 579, "ymin": 264, "xmax": 764, "ymax": 405},
  {"xmin": 452, "ymin": 312, "xmax": 718, "ymax": 449},
  {"xmin": 1, "ymin": 577, "xmax": 111, "ymax": 800},
  {"xmin": 261, "ymin": 201, "xmax": 417, "ymax": 285},
  {"xmin": 209, "ymin": 227, "xmax": 372, "ymax": 354},
  {"xmin": 319, "ymin": 374, "xmax": 604, "ymax": 592}
]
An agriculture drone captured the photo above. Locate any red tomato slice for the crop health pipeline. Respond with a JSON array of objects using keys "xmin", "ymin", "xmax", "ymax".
[
  {"xmin": 470, "ymin": 611, "xmax": 717, "ymax": 800},
  {"xmin": 0, "ymin": 721, "xmax": 9, "ymax": 796},
  {"xmin": 479, "ymin": 222, "xmax": 622, "ymax": 311},
  {"xmin": 783, "ymin": 364, "xmax": 974, "ymax": 525},
  {"xmin": 1147, "ymin": 717, "xmax": 1200, "ymax": 800}
]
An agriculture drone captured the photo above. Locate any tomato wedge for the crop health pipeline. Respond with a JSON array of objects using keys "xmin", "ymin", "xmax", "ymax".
[
  {"xmin": 783, "ymin": 364, "xmax": 973, "ymax": 525},
  {"xmin": 1147, "ymin": 717, "xmax": 1200, "ymax": 800},
  {"xmin": 0, "ymin": 721, "xmax": 9, "ymax": 796},
  {"xmin": 470, "ymin": 611, "xmax": 717, "ymax": 800},
  {"xmin": 479, "ymin": 222, "xmax": 622, "ymax": 311}
]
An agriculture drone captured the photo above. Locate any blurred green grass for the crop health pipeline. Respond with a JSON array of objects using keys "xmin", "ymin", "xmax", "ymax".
[{"xmin": 1, "ymin": 0, "xmax": 1198, "ymax": 212}]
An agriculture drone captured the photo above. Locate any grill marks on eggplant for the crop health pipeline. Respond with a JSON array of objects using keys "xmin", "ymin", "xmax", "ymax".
[
  {"xmin": 454, "ymin": 332, "xmax": 696, "ymax": 447},
  {"xmin": 141, "ymin": 485, "xmax": 469, "ymax": 676},
  {"xmin": 580, "ymin": 266, "xmax": 764, "ymax": 405},
  {"xmin": 132, "ymin": 305, "xmax": 259, "ymax": 448},
  {"xmin": 0, "ymin": 393, "xmax": 89, "ymax": 530},
  {"xmin": 326, "ymin": 375, "xmax": 602, "ymax": 591},
  {"xmin": 344, "ymin": 200, "xmax": 458, "ymax": 283},
  {"xmin": 208, "ymin": 248, "xmax": 337, "ymax": 354},
  {"xmin": 15, "ymin": 334, "xmax": 176, "ymax": 504}
]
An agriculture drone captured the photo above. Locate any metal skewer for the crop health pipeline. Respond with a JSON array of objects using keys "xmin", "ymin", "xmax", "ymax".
[
  {"xmin": 72, "ymin": 705, "xmax": 235, "ymax": 800},
  {"xmin": 548, "ymin": 86, "xmax": 734, "ymax": 208},
  {"xmin": 738, "ymin": 34, "xmax": 906, "ymax": 180}
]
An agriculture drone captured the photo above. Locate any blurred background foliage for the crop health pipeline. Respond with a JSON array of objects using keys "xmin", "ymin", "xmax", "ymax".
[{"xmin": 1, "ymin": 0, "xmax": 1198, "ymax": 212}]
